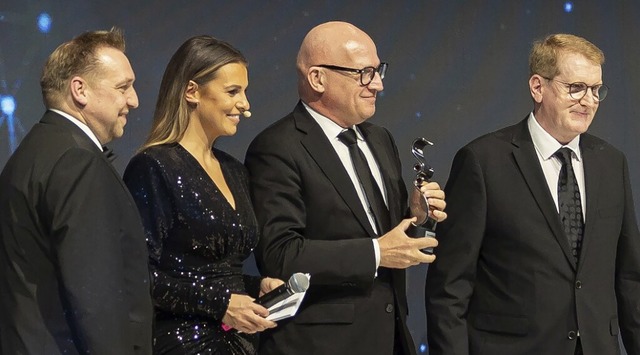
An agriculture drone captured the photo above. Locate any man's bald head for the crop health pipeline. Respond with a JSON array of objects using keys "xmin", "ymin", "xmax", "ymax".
[
  {"xmin": 296, "ymin": 21, "xmax": 383, "ymax": 127},
  {"xmin": 296, "ymin": 21, "xmax": 374, "ymax": 76}
]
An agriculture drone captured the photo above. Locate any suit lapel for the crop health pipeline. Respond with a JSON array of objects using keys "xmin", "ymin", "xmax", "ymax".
[
  {"xmin": 293, "ymin": 103, "xmax": 378, "ymax": 238},
  {"xmin": 511, "ymin": 119, "xmax": 578, "ymax": 270},
  {"xmin": 577, "ymin": 135, "xmax": 601, "ymax": 272}
]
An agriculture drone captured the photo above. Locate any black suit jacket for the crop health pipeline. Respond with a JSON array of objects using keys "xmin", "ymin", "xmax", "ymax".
[
  {"xmin": 245, "ymin": 102, "xmax": 415, "ymax": 355},
  {"xmin": 0, "ymin": 111, "xmax": 153, "ymax": 354},
  {"xmin": 425, "ymin": 118, "xmax": 640, "ymax": 355}
]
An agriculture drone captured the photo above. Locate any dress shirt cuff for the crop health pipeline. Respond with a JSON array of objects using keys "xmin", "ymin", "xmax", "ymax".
[{"xmin": 372, "ymin": 239, "xmax": 381, "ymax": 270}]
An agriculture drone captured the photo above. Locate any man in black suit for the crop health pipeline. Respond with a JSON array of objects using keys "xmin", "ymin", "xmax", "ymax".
[
  {"xmin": 0, "ymin": 28, "xmax": 152, "ymax": 354},
  {"xmin": 245, "ymin": 21, "xmax": 446, "ymax": 355},
  {"xmin": 425, "ymin": 33, "xmax": 640, "ymax": 355}
]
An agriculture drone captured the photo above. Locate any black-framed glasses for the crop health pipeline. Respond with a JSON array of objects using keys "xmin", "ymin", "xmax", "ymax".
[
  {"xmin": 544, "ymin": 77, "xmax": 609, "ymax": 102},
  {"xmin": 316, "ymin": 62, "xmax": 388, "ymax": 86}
]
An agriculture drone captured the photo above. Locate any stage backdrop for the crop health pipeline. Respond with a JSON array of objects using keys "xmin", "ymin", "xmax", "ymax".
[{"xmin": 1, "ymin": 1, "xmax": 638, "ymax": 353}]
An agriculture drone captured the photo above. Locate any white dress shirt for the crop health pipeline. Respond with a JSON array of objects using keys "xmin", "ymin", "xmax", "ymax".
[{"xmin": 528, "ymin": 113, "xmax": 587, "ymax": 219}]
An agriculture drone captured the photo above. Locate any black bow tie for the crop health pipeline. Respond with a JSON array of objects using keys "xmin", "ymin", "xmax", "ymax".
[{"xmin": 102, "ymin": 146, "xmax": 117, "ymax": 163}]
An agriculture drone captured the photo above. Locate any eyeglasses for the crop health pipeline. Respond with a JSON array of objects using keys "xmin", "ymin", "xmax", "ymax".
[
  {"xmin": 544, "ymin": 77, "xmax": 609, "ymax": 102},
  {"xmin": 316, "ymin": 62, "xmax": 388, "ymax": 86}
]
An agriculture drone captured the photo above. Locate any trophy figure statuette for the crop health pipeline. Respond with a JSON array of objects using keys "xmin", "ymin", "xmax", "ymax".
[{"xmin": 405, "ymin": 137, "xmax": 437, "ymax": 254}]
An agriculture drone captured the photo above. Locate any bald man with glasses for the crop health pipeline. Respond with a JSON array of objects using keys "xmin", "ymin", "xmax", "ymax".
[{"xmin": 246, "ymin": 21, "xmax": 446, "ymax": 355}]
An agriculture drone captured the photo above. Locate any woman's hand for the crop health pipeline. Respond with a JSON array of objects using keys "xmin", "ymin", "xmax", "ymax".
[{"xmin": 221, "ymin": 294, "xmax": 277, "ymax": 334}]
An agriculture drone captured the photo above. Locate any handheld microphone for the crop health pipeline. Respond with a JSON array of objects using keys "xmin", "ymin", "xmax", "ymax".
[
  {"xmin": 255, "ymin": 272, "xmax": 309, "ymax": 308},
  {"xmin": 242, "ymin": 110, "xmax": 252, "ymax": 118}
]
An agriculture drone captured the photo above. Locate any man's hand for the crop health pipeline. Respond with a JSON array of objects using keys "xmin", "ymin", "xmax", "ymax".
[
  {"xmin": 259, "ymin": 277, "xmax": 285, "ymax": 297},
  {"xmin": 378, "ymin": 218, "xmax": 438, "ymax": 268},
  {"xmin": 410, "ymin": 181, "xmax": 447, "ymax": 223}
]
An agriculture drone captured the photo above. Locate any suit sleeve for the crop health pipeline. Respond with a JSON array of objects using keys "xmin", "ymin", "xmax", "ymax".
[
  {"xmin": 615, "ymin": 155, "xmax": 640, "ymax": 354},
  {"xmin": 245, "ymin": 131, "xmax": 377, "ymax": 288},
  {"xmin": 123, "ymin": 154, "xmax": 230, "ymax": 321},
  {"xmin": 425, "ymin": 146, "xmax": 486, "ymax": 355},
  {"xmin": 45, "ymin": 148, "xmax": 131, "ymax": 354}
]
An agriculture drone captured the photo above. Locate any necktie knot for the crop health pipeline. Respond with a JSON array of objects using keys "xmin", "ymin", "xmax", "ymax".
[
  {"xmin": 338, "ymin": 128, "xmax": 358, "ymax": 146},
  {"xmin": 554, "ymin": 147, "xmax": 573, "ymax": 166}
]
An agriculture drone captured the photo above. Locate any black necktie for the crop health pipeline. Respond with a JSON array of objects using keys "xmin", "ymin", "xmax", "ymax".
[
  {"xmin": 338, "ymin": 128, "xmax": 390, "ymax": 235},
  {"xmin": 102, "ymin": 146, "xmax": 117, "ymax": 163},
  {"xmin": 555, "ymin": 148, "xmax": 584, "ymax": 261}
]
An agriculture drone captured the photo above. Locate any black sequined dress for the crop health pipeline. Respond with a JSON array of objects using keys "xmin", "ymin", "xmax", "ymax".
[{"xmin": 124, "ymin": 144, "xmax": 262, "ymax": 355}]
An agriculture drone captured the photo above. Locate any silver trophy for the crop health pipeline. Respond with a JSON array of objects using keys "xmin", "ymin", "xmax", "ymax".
[{"xmin": 406, "ymin": 138, "xmax": 437, "ymax": 254}]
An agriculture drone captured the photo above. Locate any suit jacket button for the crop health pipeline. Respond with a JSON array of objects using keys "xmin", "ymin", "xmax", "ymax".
[
  {"xmin": 385, "ymin": 304, "xmax": 394, "ymax": 313},
  {"xmin": 575, "ymin": 280, "xmax": 582, "ymax": 289},
  {"xmin": 567, "ymin": 331, "xmax": 577, "ymax": 340}
]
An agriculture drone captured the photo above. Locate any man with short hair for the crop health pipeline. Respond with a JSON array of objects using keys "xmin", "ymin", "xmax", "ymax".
[
  {"xmin": 0, "ymin": 28, "xmax": 152, "ymax": 354},
  {"xmin": 426, "ymin": 33, "xmax": 640, "ymax": 355},
  {"xmin": 246, "ymin": 21, "xmax": 446, "ymax": 355}
]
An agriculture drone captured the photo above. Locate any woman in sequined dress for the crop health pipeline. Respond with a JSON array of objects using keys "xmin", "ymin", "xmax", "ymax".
[{"xmin": 123, "ymin": 36, "xmax": 282, "ymax": 354}]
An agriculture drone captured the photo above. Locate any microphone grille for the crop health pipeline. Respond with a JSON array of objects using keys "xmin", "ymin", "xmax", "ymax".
[{"xmin": 288, "ymin": 272, "xmax": 310, "ymax": 293}]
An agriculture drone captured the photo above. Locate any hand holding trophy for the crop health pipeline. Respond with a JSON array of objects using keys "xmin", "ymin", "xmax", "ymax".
[{"xmin": 406, "ymin": 138, "xmax": 437, "ymax": 254}]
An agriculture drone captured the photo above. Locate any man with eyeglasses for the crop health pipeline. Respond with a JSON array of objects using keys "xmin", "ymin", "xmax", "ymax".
[
  {"xmin": 245, "ymin": 21, "xmax": 446, "ymax": 355},
  {"xmin": 426, "ymin": 33, "xmax": 640, "ymax": 355}
]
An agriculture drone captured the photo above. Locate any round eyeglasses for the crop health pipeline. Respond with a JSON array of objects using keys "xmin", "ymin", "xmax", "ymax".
[
  {"xmin": 544, "ymin": 77, "xmax": 609, "ymax": 102},
  {"xmin": 316, "ymin": 62, "xmax": 388, "ymax": 86}
]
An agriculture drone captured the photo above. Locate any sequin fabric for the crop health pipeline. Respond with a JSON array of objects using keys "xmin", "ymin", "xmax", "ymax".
[{"xmin": 124, "ymin": 143, "xmax": 262, "ymax": 354}]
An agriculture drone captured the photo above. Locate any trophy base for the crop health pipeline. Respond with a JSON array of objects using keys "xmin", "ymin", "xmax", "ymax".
[{"xmin": 406, "ymin": 223, "xmax": 435, "ymax": 255}]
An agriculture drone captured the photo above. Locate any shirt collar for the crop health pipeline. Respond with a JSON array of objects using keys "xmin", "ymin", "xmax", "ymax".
[
  {"xmin": 302, "ymin": 101, "xmax": 364, "ymax": 141},
  {"xmin": 49, "ymin": 109, "xmax": 104, "ymax": 151},
  {"xmin": 528, "ymin": 112, "xmax": 581, "ymax": 161}
]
